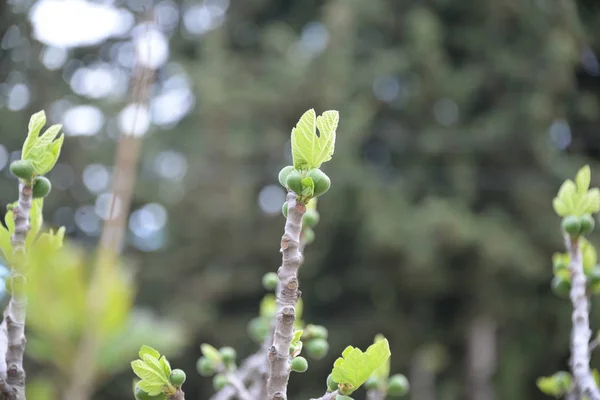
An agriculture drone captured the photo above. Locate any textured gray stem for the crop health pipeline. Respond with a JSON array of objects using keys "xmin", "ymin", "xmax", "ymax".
[
  {"xmin": 566, "ymin": 235, "xmax": 600, "ymax": 400},
  {"xmin": 226, "ymin": 372, "xmax": 252, "ymax": 400},
  {"xmin": 266, "ymin": 191, "xmax": 305, "ymax": 399},
  {"xmin": 310, "ymin": 390, "xmax": 339, "ymax": 400},
  {"xmin": 168, "ymin": 390, "xmax": 185, "ymax": 400},
  {"xmin": 367, "ymin": 390, "xmax": 386, "ymax": 400},
  {"xmin": 1, "ymin": 182, "xmax": 33, "ymax": 400}
]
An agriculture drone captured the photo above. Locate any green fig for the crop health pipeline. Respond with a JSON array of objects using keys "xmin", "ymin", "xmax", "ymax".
[
  {"xmin": 387, "ymin": 374, "xmax": 410, "ymax": 397},
  {"xmin": 587, "ymin": 266, "xmax": 600, "ymax": 286},
  {"xmin": 303, "ymin": 324, "xmax": 328, "ymax": 340},
  {"xmin": 248, "ymin": 317, "xmax": 270, "ymax": 343},
  {"xmin": 213, "ymin": 374, "xmax": 229, "ymax": 391},
  {"xmin": 32, "ymin": 176, "xmax": 51, "ymax": 198},
  {"xmin": 286, "ymin": 169, "xmax": 303, "ymax": 195},
  {"xmin": 282, "ymin": 201, "xmax": 288, "ymax": 218},
  {"xmin": 306, "ymin": 169, "xmax": 331, "ymax": 197},
  {"xmin": 196, "ymin": 356, "xmax": 217, "ymax": 377},
  {"xmin": 303, "ymin": 209, "xmax": 320, "ymax": 228},
  {"xmin": 552, "ymin": 275, "xmax": 571, "ymax": 298},
  {"xmin": 219, "ymin": 347, "xmax": 236, "ymax": 364},
  {"xmin": 303, "ymin": 227, "xmax": 315, "ymax": 244},
  {"xmin": 262, "ymin": 272, "xmax": 279, "ymax": 291},
  {"xmin": 305, "ymin": 338, "xmax": 329, "ymax": 360},
  {"xmin": 580, "ymin": 214, "xmax": 596, "ymax": 235},
  {"xmin": 553, "ymin": 259, "xmax": 569, "ymax": 274},
  {"xmin": 169, "ymin": 369, "xmax": 186, "ymax": 387},
  {"xmin": 134, "ymin": 383, "xmax": 167, "ymax": 400},
  {"xmin": 562, "ymin": 216, "xmax": 581, "ymax": 237},
  {"xmin": 326, "ymin": 373, "xmax": 338, "ymax": 392},
  {"xmin": 364, "ymin": 376, "xmax": 380, "ymax": 390},
  {"xmin": 9, "ymin": 160, "xmax": 34, "ymax": 181},
  {"xmin": 290, "ymin": 356, "xmax": 308, "ymax": 373},
  {"xmin": 278, "ymin": 166, "xmax": 295, "ymax": 188}
]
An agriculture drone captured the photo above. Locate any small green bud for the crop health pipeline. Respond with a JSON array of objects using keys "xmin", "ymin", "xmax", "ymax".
[
  {"xmin": 306, "ymin": 169, "xmax": 331, "ymax": 198},
  {"xmin": 219, "ymin": 346, "xmax": 236, "ymax": 364},
  {"xmin": 303, "ymin": 227, "xmax": 315, "ymax": 244},
  {"xmin": 213, "ymin": 374, "xmax": 229, "ymax": 391},
  {"xmin": 290, "ymin": 356, "xmax": 308, "ymax": 373},
  {"xmin": 580, "ymin": 214, "xmax": 596, "ymax": 235},
  {"xmin": 134, "ymin": 383, "xmax": 167, "ymax": 400},
  {"xmin": 278, "ymin": 166, "xmax": 295, "ymax": 188},
  {"xmin": 364, "ymin": 376, "xmax": 380, "ymax": 390},
  {"xmin": 286, "ymin": 170, "xmax": 303, "ymax": 195},
  {"xmin": 304, "ymin": 324, "xmax": 328, "ymax": 340},
  {"xmin": 248, "ymin": 317, "xmax": 270, "ymax": 343},
  {"xmin": 9, "ymin": 160, "xmax": 34, "ymax": 180},
  {"xmin": 262, "ymin": 272, "xmax": 279, "ymax": 291},
  {"xmin": 552, "ymin": 275, "xmax": 571, "ymax": 298},
  {"xmin": 196, "ymin": 356, "xmax": 217, "ymax": 377},
  {"xmin": 303, "ymin": 209, "xmax": 320, "ymax": 228},
  {"xmin": 169, "ymin": 369, "xmax": 186, "ymax": 387},
  {"xmin": 562, "ymin": 216, "xmax": 581, "ymax": 237},
  {"xmin": 387, "ymin": 374, "xmax": 410, "ymax": 397},
  {"xmin": 326, "ymin": 373, "xmax": 338, "ymax": 391},
  {"xmin": 305, "ymin": 338, "xmax": 329, "ymax": 360},
  {"xmin": 282, "ymin": 202, "xmax": 288, "ymax": 218},
  {"xmin": 32, "ymin": 176, "xmax": 51, "ymax": 198}
]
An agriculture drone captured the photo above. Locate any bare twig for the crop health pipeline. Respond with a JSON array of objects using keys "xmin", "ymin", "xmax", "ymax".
[
  {"xmin": 566, "ymin": 235, "xmax": 600, "ymax": 400},
  {"xmin": 0, "ymin": 182, "xmax": 33, "ymax": 400},
  {"xmin": 225, "ymin": 372, "xmax": 253, "ymax": 400},
  {"xmin": 266, "ymin": 191, "xmax": 306, "ymax": 399},
  {"xmin": 310, "ymin": 389, "xmax": 339, "ymax": 400}
]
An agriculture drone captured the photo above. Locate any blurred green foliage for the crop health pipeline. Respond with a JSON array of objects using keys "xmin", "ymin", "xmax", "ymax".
[{"xmin": 0, "ymin": 0, "xmax": 599, "ymax": 399}]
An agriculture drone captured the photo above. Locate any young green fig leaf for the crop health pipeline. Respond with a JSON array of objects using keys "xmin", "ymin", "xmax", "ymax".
[
  {"xmin": 9, "ymin": 160, "xmax": 34, "ymax": 181},
  {"xmin": 169, "ymin": 369, "xmax": 186, "ymax": 387},
  {"xmin": 387, "ymin": 374, "xmax": 410, "ymax": 397},
  {"xmin": 212, "ymin": 374, "xmax": 229, "ymax": 391},
  {"xmin": 278, "ymin": 166, "xmax": 296, "ymax": 188},
  {"xmin": 306, "ymin": 168, "xmax": 331, "ymax": 197},
  {"xmin": 196, "ymin": 357, "xmax": 217, "ymax": 377},
  {"xmin": 562, "ymin": 215, "xmax": 581, "ymax": 237},
  {"xmin": 580, "ymin": 214, "xmax": 596, "ymax": 235},
  {"xmin": 331, "ymin": 339, "xmax": 391, "ymax": 392},
  {"xmin": 286, "ymin": 169, "xmax": 303, "ymax": 195},
  {"xmin": 262, "ymin": 272, "xmax": 279, "ymax": 291},
  {"xmin": 134, "ymin": 383, "xmax": 167, "ymax": 400},
  {"xmin": 305, "ymin": 338, "xmax": 329, "ymax": 360},
  {"xmin": 291, "ymin": 356, "xmax": 309, "ymax": 373},
  {"xmin": 32, "ymin": 176, "xmax": 51, "ymax": 198}
]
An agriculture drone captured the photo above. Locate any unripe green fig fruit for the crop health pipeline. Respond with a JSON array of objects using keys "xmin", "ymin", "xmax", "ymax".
[
  {"xmin": 303, "ymin": 227, "xmax": 315, "ymax": 244},
  {"xmin": 387, "ymin": 374, "xmax": 410, "ymax": 397},
  {"xmin": 248, "ymin": 317, "xmax": 269, "ymax": 342},
  {"xmin": 262, "ymin": 272, "xmax": 279, "ymax": 291},
  {"xmin": 364, "ymin": 376, "xmax": 380, "ymax": 390},
  {"xmin": 9, "ymin": 160, "xmax": 34, "ymax": 180},
  {"xmin": 32, "ymin": 176, "xmax": 51, "ymax": 198},
  {"xmin": 169, "ymin": 369, "xmax": 186, "ymax": 387},
  {"xmin": 553, "ymin": 259, "xmax": 569, "ymax": 274},
  {"xmin": 219, "ymin": 346, "xmax": 236, "ymax": 364},
  {"xmin": 302, "ymin": 209, "xmax": 320, "ymax": 228},
  {"xmin": 197, "ymin": 356, "xmax": 216, "ymax": 377},
  {"xmin": 303, "ymin": 324, "xmax": 328, "ymax": 340},
  {"xmin": 326, "ymin": 373, "xmax": 338, "ymax": 391},
  {"xmin": 278, "ymin": 166, "xmax": 295, "ymax": 188},
  {"xmin": 551, "ymin": 275, "xmax": 571, "ymax": 298},
  {"xmin": 306, "ymin": 169, "xmax": 331, "ymax": 197},
  {"xmin": 134, "ymin": 383, "xmax": 167, "ymax": 400},
  {"xmin": 580, "ymin": 214, "xmax": 596, "ymax": 235},
  {"xmin": 286, "ymin": 170, "xmax": 303, "ymax": 195},
  {"xmin": 282, "ymin": 202, "xmax": 288, "ymax": 218},
  {"xmin": 587, "ymin": 266, "xmax": 600, "ymax": 286},
  {"xmin": 291, "ymin": 356, "xmax": 308, "ymax": 373},
  {"xmin": 213, "ymin": 374, "xmax": 229, "ymax": 391},
  {"xmin": 562, "ymin": 216, "xmax": 581, "ymax": 237},
  {"xmin": 305, "ymin": 338, "xmax": 329, "ymax": 360}
]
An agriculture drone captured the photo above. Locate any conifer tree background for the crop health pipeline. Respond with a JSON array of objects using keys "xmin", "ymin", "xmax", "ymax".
[{"xmin": 1, "ymin": 0, "xmax": 600, "ymax": 399}]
